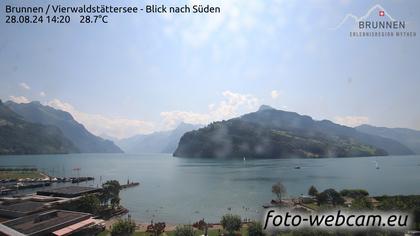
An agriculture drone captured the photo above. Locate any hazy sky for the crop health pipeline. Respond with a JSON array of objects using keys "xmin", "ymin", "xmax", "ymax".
[{"xmin": 1, "ymin": 0, "xmax": 419, "ymax": 139}]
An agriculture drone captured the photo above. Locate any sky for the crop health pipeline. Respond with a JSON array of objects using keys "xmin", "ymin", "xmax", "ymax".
[{"xmin": 1, "ymin": 0, "xmax": 419, "ymax": 139}]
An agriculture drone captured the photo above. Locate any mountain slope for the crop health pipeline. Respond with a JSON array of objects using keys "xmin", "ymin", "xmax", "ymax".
[
  {"xmin": 356, "ymin": 124, "xmax": 420, "ymax": 154},
  {"xmin": 6, "ymin": 101, "xmax": 123, "ymax": 153},
  {"xmin": 0, "ymin": 100, "xmax": 78, "ymax": 155},
  {"xmin": 240, "ymin": 106, "xmax": 413, "ymax": 155},
  {"xmin": 174, "ymin": 106, "xmax": 413, "ymax": 159},
  {"xmin": 117, "ymin": 123, "xmax": 201, "ymax": 153}
]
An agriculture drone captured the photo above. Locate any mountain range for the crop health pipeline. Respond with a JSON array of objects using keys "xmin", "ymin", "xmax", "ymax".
[
  {"xmin": 117, "ymin": 122, "xmax": 202, "ymax": 153},
  {"xmin": 356, "ymin": 124, "xmax": 420, "ymax": 154},
  {"xmin": 5, "ymin": 101, "xmax": 122, "ymax": 154},
  {"xmin": 0, "ymin": 100, "xmax": 78, "ymax": 155},
  {"xmin": 174, "ymin": 105, "xmax": 414, "ymax": 159}
]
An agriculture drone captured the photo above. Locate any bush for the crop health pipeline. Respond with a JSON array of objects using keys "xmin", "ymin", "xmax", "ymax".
[
  {"xmin": 221, "ymin": 214, "xmax": 241, "ymax": 235},
  {"xmin": 174, "ymin": 225, "xmax": 195, "ymax": 236},
  {"xmin": 247, "ymin": 221, "xmax": 264, "ymax": 236},
  {"xmin": 110, "ymin": 218, "xmax": 136, "ymax": 236}
]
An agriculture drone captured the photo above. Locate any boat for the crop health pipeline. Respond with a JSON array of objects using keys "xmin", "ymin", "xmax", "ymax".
[
  {"xmin": 375, "ymin": 161, "xmax": 380, "ymax": 169},
  {"xmin": 294, "ymin": 166, "xmax": 301, "ymax": 169},
  {"xmin": 243, "ymin": 156, "xmax": 246, "ymax": 161}
]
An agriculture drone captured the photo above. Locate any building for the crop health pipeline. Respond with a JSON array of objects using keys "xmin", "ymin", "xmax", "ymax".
[
  {"xmin": 36, "ymin": 186, "xmax": 101, "ymax": 198},
  {"xmin": 0, "ymin": 200, "xmax": 47, "ymax": 219},
  {"xmin": 0, "ymin": 210, "xmax": 103, "ymax": 236}
]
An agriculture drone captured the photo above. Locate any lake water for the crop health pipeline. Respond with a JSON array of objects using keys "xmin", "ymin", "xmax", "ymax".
[{"xmin": 1, "ymin": 154, "xmax": 420, "ymax": 223}]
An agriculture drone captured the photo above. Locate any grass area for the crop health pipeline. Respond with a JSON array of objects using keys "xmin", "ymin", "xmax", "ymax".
[
  {"xmin": 98, "ymin": 227, "xmax": 248, "ymax": 236},
  {"xmin": 0, "ymin": 170, "xmax": 45, "ymax": 180},
  {"xmin": 300, "ymin": 202, "xmax": 320, "ymax": 211}
]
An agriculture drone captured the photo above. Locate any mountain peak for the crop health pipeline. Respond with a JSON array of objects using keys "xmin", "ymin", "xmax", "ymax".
[{"xmin": 258, "ymin": 105, "xmax": 275, "ymax": 111}]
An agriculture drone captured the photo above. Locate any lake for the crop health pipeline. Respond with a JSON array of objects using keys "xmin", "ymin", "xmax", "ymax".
[{"xmin": 1, "ymin": 154, "xmax": 420, "ymax": 224}]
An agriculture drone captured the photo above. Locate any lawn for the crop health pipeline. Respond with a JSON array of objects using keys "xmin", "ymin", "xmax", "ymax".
[
  {"xmin": 0, "ymin": 170, "xmax": 45, "ymax": 180},
  {"xmin": 98, "ymin": 227, "xmax": 249, "ymax": 236}
]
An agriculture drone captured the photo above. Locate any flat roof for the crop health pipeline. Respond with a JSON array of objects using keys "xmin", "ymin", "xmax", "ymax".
[
  {"xmin": 0, "ymin": 201, "xmax": 45, "ymax": 218},
  {"xmin": 37, "ymin": 186, "xmax": 101, "ymax": 198},
  {"xmin": 2, "ymin": 210, "xmax": 91, "ymax": 235}
]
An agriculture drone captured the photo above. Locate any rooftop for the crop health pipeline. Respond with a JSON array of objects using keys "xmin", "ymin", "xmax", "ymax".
[
  {"xmin": 37, "ymin": 186, "xmax": 101, "ymax": 198},
  {"xmin": 0, "ymin": 200, "xmax": 46, "ymax": 218},
  {"xmin": 1, "ymin": 210, "xmax": 91, "ymax": 235}
]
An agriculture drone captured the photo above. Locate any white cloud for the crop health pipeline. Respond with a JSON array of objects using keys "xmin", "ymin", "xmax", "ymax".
[
  {"xmin": 160, "ymin": 90, "xmax": 259, "ymax": 129},
  {"xmin": 19, "ymin": 82, "xmax": 30, "ymax": 90},
  {"xmin": 47, "ymin": 99, "xmax": 155, "ymax": 139},
  {"xmin": 9, "ymin": 95, "xmax": 30, "ymax": 104},
  {"xmin": 39, "ymin": 91, "xmax": 46, "ymax": 97},
  {"xmin": 163, "ymin": 0, "xmax": 276, "ymax": 48},
  {"xmin": 334, "ymin": 116, "xmax": 369, "ymax": 127},
  {"xmin": 271, "ymin": 90, "xmax": 280, "ymax": 99}
]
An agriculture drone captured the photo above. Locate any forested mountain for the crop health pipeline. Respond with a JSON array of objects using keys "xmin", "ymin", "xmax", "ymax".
[
  {"xmin": 356, "ymin": 124, "xmax": 420, "ymax": 154},
  {"xmin": 6, "ymin": 101, "xmax": 123, "ymax": 153},
  {"xmin": 0, "ymin": 100, "xmax": 78, "ymax": 155},
  {"xmin": 174, "ymin": 105, "xmax": 413, "ymax": 159}
]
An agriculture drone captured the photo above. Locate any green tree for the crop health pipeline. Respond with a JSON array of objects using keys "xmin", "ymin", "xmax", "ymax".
[
  {"xmin": 102, "ymin": 180, "xmax": 122, "ymax": 209},
  {"xmin": 272, "ymin": 181, "xmax": 286, "ymax": 201},
  {"xmin": 247, "ymin": 221, "xmax": 265, "ymax": 236},
  {"xmin": 110, "ymin": 218, "xmax": 136, "ymax": 236},
  {"xmin": 317, "ymin": 189, "xmax": 344, "ymax": 206},
  {"xmin": 174, "ymin": 225, "xmax": 195, "ymax": 236},
  {"xmin": 351, "ymin": 196, "xmax": 373, "ymax": 210},
  {"xmin": 221, "ymin": 214, "xmax": 241, "ymax": 236},
  {"xmin": 340, "ymin": 189, "xmax": 369, "ymax": 199},
  {"xmin": 308, "ymin": 186, "xmax": 318, "ymax": 197},
  {"xmin": 76, "ymin": 194, "xmax": 100, "ymax": 214}
]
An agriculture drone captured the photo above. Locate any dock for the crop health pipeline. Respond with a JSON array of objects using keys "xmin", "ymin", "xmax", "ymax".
[{"xmin": 121, "ymin": 182, "xmax": 140, "ymax": 189}]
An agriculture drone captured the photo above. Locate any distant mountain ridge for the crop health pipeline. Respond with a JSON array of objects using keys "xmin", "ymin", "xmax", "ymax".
[
  {"xmin": 117, "ymin": 122, "xmax": 202, "ymax": 154},
  {"xmin": 0, "ymin": 100, "xmax": 78, "ymax": 155},
  {"xmin": 356, "ymin": 124, "xmax": 420, "ymax": 154},
  {"xmin": 6, "ymin": 101, "xmax": 123, "ymax": 153},
  {"xmin": 174, "ymin": 105, "xmax": 413, "ymax": 159}
]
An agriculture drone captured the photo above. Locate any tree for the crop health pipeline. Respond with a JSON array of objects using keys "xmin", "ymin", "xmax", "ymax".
[
  {"xmin": 247, "ymin": 222, "xmax": 265, "ymax": 236},
  {"xmin": 272, "ymin": 181, "xmax": 286, "ymax": 201},
  {"xmin": 111, "ymin": 196, "xmax": 121, "ymax": 209},
  {"xmin": 340, "ymin": 189, "xmax": 369, "ymax": 199},
  {"xmin": 317, "ymin": 189, "xmax": 344, "ymax": 206},
  {"xmin": 221, "ymin": 214, "xmax": 241, "ymax": 236},
  {"xmin": 351, "ymin": 197, "xmax": 373, "ymax": 210},
  {"xmin": 308, "ymin": 186, "xmax": 318, "ymax": 197},
  {"xmin": 102, "ymin": 180, "xmax": 122, "ymax": 209},
  {"xmin": 316, "ymin": 191, "xmax": 328, "ymax": 206},
  {"xmin": 76, "ymin": 194, "xmax": 100, "ymax": 214},
  {"xmin": 110, "ymin": 218, "xmax": 136, "ymax": 236},
  {"xmin": 174, "ymin": 225, "xmax": 195, "ymax": 236}
]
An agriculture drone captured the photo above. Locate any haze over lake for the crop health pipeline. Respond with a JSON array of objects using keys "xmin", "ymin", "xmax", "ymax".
[{"xmin": 1, "ymin": 154, "xmax": 420, "ymax": 223}]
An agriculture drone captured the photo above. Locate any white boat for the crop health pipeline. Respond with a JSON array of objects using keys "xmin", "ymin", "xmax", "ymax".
[{"xmin": 375, "ymin": 161, "xmax": 380, "ymax": 169}]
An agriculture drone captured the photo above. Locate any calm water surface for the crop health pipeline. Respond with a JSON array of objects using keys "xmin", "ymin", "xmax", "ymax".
[{"xmin": 1, "ymin": 154, "xmax": 420, "ymax": 223}]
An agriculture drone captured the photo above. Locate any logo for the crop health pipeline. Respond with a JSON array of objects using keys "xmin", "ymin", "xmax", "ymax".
[{"xmin": 331, "ymin": 4, "xmax": 416, "ymax": 38}]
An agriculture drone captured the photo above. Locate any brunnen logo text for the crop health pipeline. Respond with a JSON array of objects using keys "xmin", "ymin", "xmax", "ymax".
[{"xmin": 350, "ymin": 10, "xmax": 416, "ymax": 38}]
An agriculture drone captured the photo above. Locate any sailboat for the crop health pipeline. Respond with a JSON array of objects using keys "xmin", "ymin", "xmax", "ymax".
[
  {"xmin": 375, "ymin": 159, "xmax": 380, "ymax": 169},
  {"xmin": 243, "ymin": 156, "xmax": 246, "ymax": 161}
]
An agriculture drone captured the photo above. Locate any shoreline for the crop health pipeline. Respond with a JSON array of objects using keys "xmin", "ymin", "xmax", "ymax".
[{"xmin": 104, "ymin": 217, "xmax": 227, "ymax": 232}]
